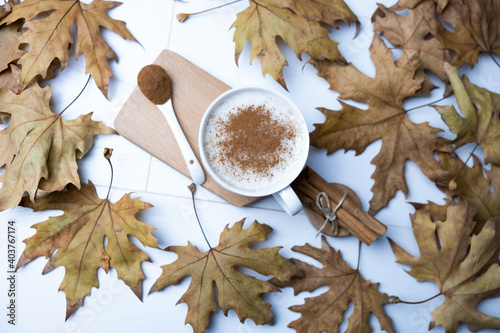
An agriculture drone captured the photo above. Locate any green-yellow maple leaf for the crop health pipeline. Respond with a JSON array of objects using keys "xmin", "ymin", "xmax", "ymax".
[
  {"xmin": 231, "ymin": 0, "xmax": 356, "ymax": 88},
  {"xmin": 0, "ymin": 0, "xmax": 137, "ymax": 97},
  {"xmin": 150, "ymin": 219, "xmax": 295, "ymax": 333},
  {"xmin": 19, "ymin": 181, "xmax": 158, "ymax": 319},
  {"xmin": 0, "ymin": 83, "xmax": 116, "ymax": 211},
  {"xmin": 390, "ymin": 200, "xmax": 500, "ymax": 332},
  {"xmin": 413, "ymin": 152, "xmax": 500, "ymax": 234},
  {"xmin": 437, "ymin": 152, "xmax": 500, "ymax": 231},
  {"xmin": 435, "ymin": 63, "xmax": 500, "ymax": 165}
]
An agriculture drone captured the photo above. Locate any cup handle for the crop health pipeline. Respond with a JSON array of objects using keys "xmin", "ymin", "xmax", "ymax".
[{"xmin": 272, "ymin": 186, "xmax": 303, "ymax": 216}]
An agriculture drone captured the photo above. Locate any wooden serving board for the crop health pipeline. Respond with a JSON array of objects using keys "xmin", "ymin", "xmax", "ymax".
[{"xmin": 114, "ymin": 50, "xmax": 260, "ymax": 206}]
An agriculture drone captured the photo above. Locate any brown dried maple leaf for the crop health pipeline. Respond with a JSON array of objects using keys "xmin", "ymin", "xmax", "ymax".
[
  {"xmin": 272, "ymin": 236, "xmax": 395, "ymax": 333},
  {"xmin": 0, "ymin": 83, "xmax": 116, "ymax": 211},
  {"xmin": 0, "ymin": 61, "xmax": 60, "ymax": 95},
  {"xmin": 373, "ymin": 1, "xmax": 451, "ymax": 96},
  {"xmin": 0, "ymin": 21, "xmax": 24, "ymax": 72},
  {"xmin": 435, "ymin": 63, "xmax": 500, "ymax": 165},
  {"xmin": 310, "ymin": 34, "xmax": 451, "ymax": 213},
  {"xmin": 150, "ymin": 219, "xmax": 295, "ymax": 333},
  {"xmin": 389, "ymin": 0, "xmax": 449, "ymax": 13},
  {"xmin": 414, "ymin": 151, "xmax": 500, "ymax": 234},
  {"xmin": 410, "ymin": 198, "xmax": 456, "ymax": 224},
  {"xmin": 0, "ymin": 64, "xmax": 25, "ymax": 94},
  {"xmin": 273, "ymin": 0, "xmax": 359, "ymax": 30},
  {"xmin": 231, "ymin": 0, "xmax": 356, "ymax": 89},
  {"xmin": 0, "ymin": 0, "xmax": 18, "ymax": 20},
  {"xmin": 437, "ymin": 152, "xmax": 500, "ymax": 231},
  {"xmin": 390, "ymin": 200, "xmax": 500, "ymax": 332},
  {"xmin": 19, "ymin": 181, "xmax": 158, "ymax": 319},
  {"xmin": 436, "ymin": 0, "xmax": 500, "ymax": 67},
  {"xmin": 0, "ymin": 0, "xmax": 137, "ymax": 97}
]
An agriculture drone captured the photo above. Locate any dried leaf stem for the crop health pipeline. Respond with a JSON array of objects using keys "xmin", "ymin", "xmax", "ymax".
[
  {"xmin": 353, "ymin": 95, "xmax": 452, "ymax": 133},
  {"xmin": 448, "ymin": 142, "xmax": 480, "ymax": 189},
  {"xmin": 59, "ymin": 75, "xmax": 91, "ymax": 116},
  {"xmin": 177, "ymin": 0, "xmax": 242, "ymax": 23},
  {"xmin": 356, "ymin": 240, "xmax": 362, "ymax": 270},
  {"xmin": 405, "ymin": 96, "xmax": 449, "ymax": 113},
  {"xmin": 389, "ymin": 293, "xmax": 442, "ymax": 304},
  {"xmin": 104, "ymin": 148, "xmax": 114, "ymax": 200},
  {"xmin": 188, "ymin": 184, "xmax": 212, "ymax": 248},
  {"xmin": 490, "ymin": 54, "xmax": 500, "ymax": 69}
]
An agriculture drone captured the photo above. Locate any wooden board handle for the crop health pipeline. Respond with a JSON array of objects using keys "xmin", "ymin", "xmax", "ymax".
[{"xmin": 114, "ymin": 50, "xmax": 261, "ymax": 207}]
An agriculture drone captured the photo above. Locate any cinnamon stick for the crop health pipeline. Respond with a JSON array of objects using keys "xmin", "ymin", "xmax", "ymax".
[
  {"xmin": 307, "ymin": 171, "xmax": 387, "ymax": 237},
  {"xmin": 292, "ymin": 166, "xmax": 387, "ymax": 245}
]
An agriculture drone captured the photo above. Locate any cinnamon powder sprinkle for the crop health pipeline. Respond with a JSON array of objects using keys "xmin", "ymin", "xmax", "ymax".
[{"xmin": 208, "ymin": 104, "xmax": 297, "ymax": 181}]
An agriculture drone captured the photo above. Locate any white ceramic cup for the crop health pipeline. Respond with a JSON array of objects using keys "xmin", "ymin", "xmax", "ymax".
[{"xmin": 198, "ymin": 86, "xmax": 309, "ymax": 215}]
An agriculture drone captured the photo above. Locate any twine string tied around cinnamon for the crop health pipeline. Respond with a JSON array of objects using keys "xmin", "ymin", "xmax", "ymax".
[{"xmin": 315, "ymin": 191, "xmax": 348, "ymax": 237}]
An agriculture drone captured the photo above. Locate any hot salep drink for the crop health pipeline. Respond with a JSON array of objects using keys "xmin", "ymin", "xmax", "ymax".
[
  {"xmin": 201, "ymin": 88, "xmax": 308, "ymax": 195},
  {"xmin": 199, "ymin": 87, "xmax": 309, "ymax": 214}
]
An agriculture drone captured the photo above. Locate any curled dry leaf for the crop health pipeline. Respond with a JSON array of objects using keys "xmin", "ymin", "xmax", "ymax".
[
  {"xmin": 0, "ymin": 64, "xmax": 23, "ymax": 93},
  {"xmin": 0, "ymin": 60, "xmax": 60, "ymax": 95},
  {"xmin": 435, "ymin": 63, "xmax": 500, "ymax": 165},
  {"xmin": 310, "ymin": 34, "xmax": 451, "ymax": 213},
  {"xmin": 176, "ymin": 13, "xmax": 189, "ymax": 23},
  {"xmin": 0, "ymin": 64, "xmax": 29, "ymax": 95},
  {"xmin": 231, "ymin": 0, "xmax": 356, "ymax": 89},
  {"xmin": 0, "ymin": 83, "xmax": 116, "ymax": 211},
  {"xmin": 272, "ymin": 236, "xmax": 395, "ymax": 333},
  {"xmin": 389, "ymin": 200, "xmax": 500, "ymax": 332},
  {"xmin": 436, "ymin": 0, "xmax": 500, "ymax": 67},
  {"xmin": 150, "ymin": 219, "xmax": 296, "ymax": 333},
  {"xmin": 0, "ymin": 0, "xmax": 138, "ymax": 98},
  {"xmin": 19, "ymin": 181, "xmax": 158, "ymax": 320}
]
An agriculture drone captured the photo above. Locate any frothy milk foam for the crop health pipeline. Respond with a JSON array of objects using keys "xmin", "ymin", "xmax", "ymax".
[{"xmin": 203, "ymin": 89, "xmax": 308, "ymax": 193}]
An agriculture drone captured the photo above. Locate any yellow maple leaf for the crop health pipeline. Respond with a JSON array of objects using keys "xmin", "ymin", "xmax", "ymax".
[
  {"xmin": 19, "ymin": 181, "xmax": 158, "ymax": 319},
  {"xmin": 150, "ymin": 219, "xmax": 296, "ymax": 333},
  {"xmin": 0, "ymin": 0, "xmax": 137, "ymax": 97},
  {"xmin": 0, "ymin": 0, "xmax": 18, "ymax": 20},
  {"xmin": 0, "ymin": 21, "xmax": 24, "ymax": 72},
  {"xmin": 231, "ymin": 0, "xmax": 356, "ymax": 89},
  {"xmin": 0, "ymin": 83, "xmax": 116, "ymax": 210},
  {"xmin": 390, "ymin": 200, "xmax": 500, "ymax": 332}
]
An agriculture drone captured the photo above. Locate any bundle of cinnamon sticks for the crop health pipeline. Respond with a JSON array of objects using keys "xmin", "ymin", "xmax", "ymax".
[{"xmin": 292, "ymin": 166, "xmax": 387, "ymax": 245}]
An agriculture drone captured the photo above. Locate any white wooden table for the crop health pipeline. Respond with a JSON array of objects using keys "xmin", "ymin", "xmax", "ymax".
[{"xmin": 1, "ymin": 0, "xmax": 499, "ymax": 332}]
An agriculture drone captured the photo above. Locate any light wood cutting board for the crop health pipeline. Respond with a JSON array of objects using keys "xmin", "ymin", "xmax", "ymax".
[{"xmin": 114, "ymin": 50, "xmax": 260, "ymax": 207}]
